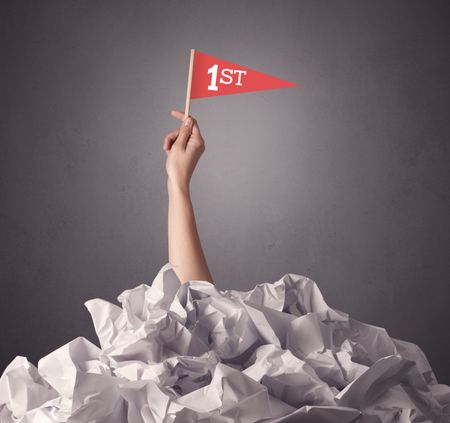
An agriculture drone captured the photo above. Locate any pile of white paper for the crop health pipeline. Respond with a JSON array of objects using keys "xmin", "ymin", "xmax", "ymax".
[{"xmin": 1, "ymin": 263, "xmax": 449, "ymax": 422}]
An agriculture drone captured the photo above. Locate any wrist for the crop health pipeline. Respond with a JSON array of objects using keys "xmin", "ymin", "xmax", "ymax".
[{"xmin": 167, "ymin": 178, "xmax": 190, "ymax": 198}]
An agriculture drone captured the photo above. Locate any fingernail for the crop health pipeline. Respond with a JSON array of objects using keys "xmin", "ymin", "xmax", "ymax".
[{"xmin": 184, "ymin": 117, "xmax": 192, "ymax": 127}]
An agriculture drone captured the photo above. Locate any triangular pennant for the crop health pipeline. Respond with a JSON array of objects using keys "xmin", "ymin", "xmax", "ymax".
[{"xmin": 190, "ymin": 50, "xmax": 298, "ymax": 99}]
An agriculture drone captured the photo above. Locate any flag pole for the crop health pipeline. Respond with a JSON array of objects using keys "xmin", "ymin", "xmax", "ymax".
[{"xmin": 184, "ymin": 49, "xmax": 195, "ymax": 118}]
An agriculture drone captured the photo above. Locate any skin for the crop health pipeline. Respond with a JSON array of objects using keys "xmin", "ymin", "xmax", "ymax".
[{"xmin": 163, "ymin": 110, "xmax": 214, "ymax": 284}]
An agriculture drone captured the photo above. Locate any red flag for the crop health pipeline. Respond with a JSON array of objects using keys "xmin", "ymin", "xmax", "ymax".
[{"xmin": 190, "ymin": 50, "xmax": 297, "ymax": 99}]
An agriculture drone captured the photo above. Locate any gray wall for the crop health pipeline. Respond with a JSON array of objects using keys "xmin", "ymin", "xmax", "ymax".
[{"xmin": 1, "ymin": 0, "xmax": 449, "ymax": 383}]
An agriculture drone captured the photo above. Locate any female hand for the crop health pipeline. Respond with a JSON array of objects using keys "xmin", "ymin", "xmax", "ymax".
[{"xmin": 163, "ymin": 110, "xmax": 206, "ymax": 192}]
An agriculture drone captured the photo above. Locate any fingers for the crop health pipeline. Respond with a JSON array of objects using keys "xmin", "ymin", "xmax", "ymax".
[
  {"xmin": 191, "ymin": 119, "xmax": 202, "ymax": 137},
  {"xmin": 174, "ymin": 117, "xmax": 194, "ymax": 149},
  {"xmin": 163, "ymin": 128, "xmax": 180, "ymax": 152},
  {"xmin": 171, "ymin": 110, "xmax": 202, "ymax": 137}
]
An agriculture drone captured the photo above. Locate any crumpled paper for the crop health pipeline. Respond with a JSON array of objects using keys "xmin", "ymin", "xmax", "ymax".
[{"xmin": 1, "ymin": 262, "xmax": 449, "ymax": 422}]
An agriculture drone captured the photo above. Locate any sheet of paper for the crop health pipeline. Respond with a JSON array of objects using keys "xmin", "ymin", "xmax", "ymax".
[{"xmin": 1, "ymin": 262, "xmax": 449, "ymax": 422}]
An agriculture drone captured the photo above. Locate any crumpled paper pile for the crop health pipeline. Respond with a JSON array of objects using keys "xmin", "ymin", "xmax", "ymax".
[{"xmin": 1, "ymin": 263, "xmax": 449, "ymax": 422}]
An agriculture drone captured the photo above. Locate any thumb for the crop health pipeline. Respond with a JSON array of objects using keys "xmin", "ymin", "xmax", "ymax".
[{"xmin": 175, "ymin": 117, "xmax": 193, "ymax": 149}]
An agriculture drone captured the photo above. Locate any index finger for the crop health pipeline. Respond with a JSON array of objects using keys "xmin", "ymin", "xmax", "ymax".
[{"xmin": 163, "ymin": 128, "xmax": 180, "ymax": 151}]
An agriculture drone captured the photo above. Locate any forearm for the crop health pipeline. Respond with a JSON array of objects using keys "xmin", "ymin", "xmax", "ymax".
[{"xmin": 167, "ymin": 180, "xmax": 214, "ymax": 284}]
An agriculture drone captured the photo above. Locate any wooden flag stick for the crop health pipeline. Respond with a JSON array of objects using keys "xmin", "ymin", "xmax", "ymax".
[{"xmin": 184, "ymin": 49, "xmax": 195, "ymax": 118}]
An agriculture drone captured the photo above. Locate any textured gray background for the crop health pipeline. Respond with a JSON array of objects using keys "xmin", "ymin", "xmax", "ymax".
[{"xmin": 1, "ymin": 0, "xmax": 449, "ymax": 383}]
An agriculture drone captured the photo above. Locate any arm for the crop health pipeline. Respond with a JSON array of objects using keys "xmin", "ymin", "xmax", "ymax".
[{"xmin": 163, "ymin": 110, "xmax": 214, "ymax": 284}]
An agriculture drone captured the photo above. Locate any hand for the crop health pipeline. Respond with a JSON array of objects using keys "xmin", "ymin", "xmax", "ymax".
[{"xmin": 163, "ymin": 110, "xmax": 206, "ymax": 193}]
